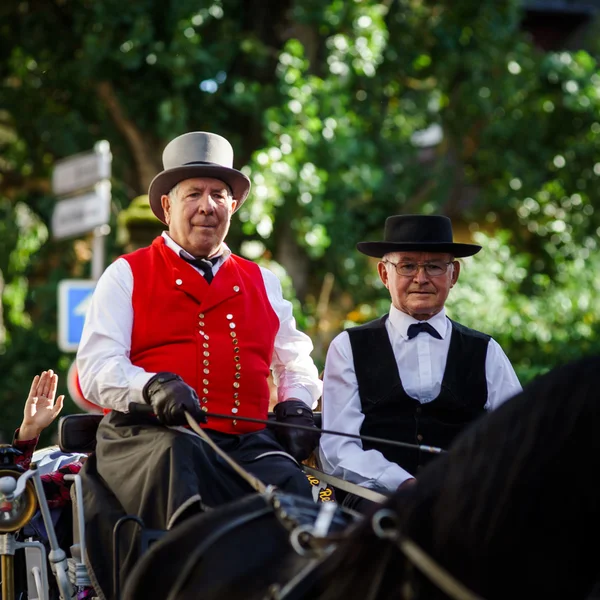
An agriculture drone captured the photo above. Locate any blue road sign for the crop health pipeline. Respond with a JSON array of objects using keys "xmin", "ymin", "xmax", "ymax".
[{"xmin": 58, "ymin": 279, "xmax": 96, "ymax": 352}]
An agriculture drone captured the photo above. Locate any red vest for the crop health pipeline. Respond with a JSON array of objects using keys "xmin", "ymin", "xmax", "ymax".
[{"xmin": 123, "ymin": 237, "xmax": 280, "ymax": 434}]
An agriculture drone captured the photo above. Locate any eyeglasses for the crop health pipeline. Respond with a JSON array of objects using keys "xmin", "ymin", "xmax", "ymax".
[{"xmin": 383, "ymin": 260, "xmax": 454, "ymax": 277}]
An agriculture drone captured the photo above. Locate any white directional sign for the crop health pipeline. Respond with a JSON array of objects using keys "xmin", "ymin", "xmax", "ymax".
[
  {"xmin": 51, "ymin": 182, "xmax": 111, "ymax": 240},
  {"xmin": 58, "ymin": 279, "xmax": 96, "ymax": 352},
  {"xmin": 52, "ymin": 140, "xmax": 112, "ymax": 196}
]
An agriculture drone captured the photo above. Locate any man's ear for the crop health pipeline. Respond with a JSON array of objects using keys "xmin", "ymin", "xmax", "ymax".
[
  {"xmin": 377, "ymin": 261, "xmax": 390, "ymax": 289},
  {"xmin": 160, "ymin": 194, "xmax": 171, "ymax": 225},
  {"xmin": 450, "ymin": 260, "xmax": 460, "ymax": 287}
]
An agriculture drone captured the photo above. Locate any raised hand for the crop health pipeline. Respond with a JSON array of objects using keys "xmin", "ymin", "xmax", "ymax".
[{"xmin": 18, "ymin": 370, "xmax": 65, "ymax": 441}]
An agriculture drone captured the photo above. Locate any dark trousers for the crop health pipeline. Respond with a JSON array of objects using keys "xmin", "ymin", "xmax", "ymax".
[
  {"xmin": 95, "ymin": 410, "xmax": 313, "ymax": 529},
  {"xmin": 83, "ymin": 411, "xmax": 314, "ymax": 599}
]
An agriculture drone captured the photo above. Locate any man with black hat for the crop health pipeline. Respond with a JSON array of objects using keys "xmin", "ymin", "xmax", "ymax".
[
  {"xmin": 77, "ymin": 132, "xmax": 322, "ymax": 537},
  {"xmin": 319, "ymin": 214, "xmax": 521, "ymax": 511}
]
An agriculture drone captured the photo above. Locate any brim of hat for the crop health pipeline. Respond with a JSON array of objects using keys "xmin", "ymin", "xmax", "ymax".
[
  {"xmin": 356, "ymin": 241, "xmax": 482, "ymax": 259},
  {"xmin": 148, "ymin": 165, "xmax": 251, "ymax": 224}
]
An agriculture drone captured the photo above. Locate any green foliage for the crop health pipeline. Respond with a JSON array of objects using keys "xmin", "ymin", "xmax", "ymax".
[
  {"xmin": 2, "ymin": 0, "xmax": 600, "ymax": 440},
  {"xmin": 446, "ymin": 230, "xmax": 600, "ymax": 382}
]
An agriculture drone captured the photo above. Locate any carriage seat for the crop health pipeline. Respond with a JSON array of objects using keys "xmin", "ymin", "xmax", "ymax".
[
  {"xmin": 58, "ymin": 414, "xmax": 104, "ymax": 454},
  {"xmin": 58, "ymin": 412, "xmax": 323, "ymax": 454}
]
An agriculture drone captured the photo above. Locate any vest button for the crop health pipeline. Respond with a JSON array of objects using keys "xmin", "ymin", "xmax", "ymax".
[
  {"xmin": 417, "ymin": 434, "xmax": 423, "ymax": 442},
  {"xmin": 415, "ymin": 407, "xmax": 422, "ymax": 414}
]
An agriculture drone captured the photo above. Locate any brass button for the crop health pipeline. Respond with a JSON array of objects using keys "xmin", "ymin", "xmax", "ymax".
[
  {"xmin": 233, "ymin": 393, "xmax": 239, "ymax": 399},
  {"xmin": 234, "ymin": 346, "xmax": 240, "ymax": 352},
  {"xmin": 229, "ymin": 323, "xmax": 236, "ymax": 329},
  {"xmin": 202, "ymin": 397, "xmax": 208, "ymax": 403},
  {"xmin": 231, "ymin": 408, "xmax": 238, "ymax": 414},
  {"xmin": 199, "ymin": 313, "xmax": 205, "ymax": 318},
  {"xmin": 235, "ymin": 373, "xmax": 241, "ymax": 380},
  {"xmin": 234, "ymin": 356, "xmax": 240, "ymax": 362},
  {"xmin": 232, "ymin": 420, "xmax": 237, "ymax": 426},
  {"xmin": 203, "ymin": 360, "xmax": 210, "ymax": 366},
  {"xmin": 230, "ymin": 331, "xmax": 237, "ymax": 338},
  {"xmin": 201, "ymin": 406, "xmax": 208, "ymax": 413},
  {"xmin": 203, "ymin": 343, "xmax": 209, "ymax": 348},
  {"xmin": 203, "ymin": 368, "xmax": 209, "ymax": 374},
  {"xmin": 199, "ymin": 321, "xmax": 205, "ymax": 327},
  {"xmin": 203, "ymin": 379, "xmax": 209, "ymax": 385},
  {"xmin": 176, "ymin": 279, "xmax": 182, "ymax": 285},
  {"xmin": 198, "ymin": 330, "xmax": 205, "ymax": 336},
  {"xmin": 203, "ymin": 388, "xmax": 209, "ymax": 394},
  {"xmin": 233, "ymin": 286, "xmax": 240, "ymax": 292},
  {"xmin": 232, "ymin": 339, "xmax": 238, "ymax": 345},
  {"xmin": 226, "ymin": 314, "xmax": 233, "ymax": 320},
  {"xmin": 236, "ymin": 364, "xmax": 241, "ymax": 371},
  {"xmin": 233, "ymin": 382, "xmax": 240, "ymax": 389},
  {"xmin": 204, "ymin": 351, "xmax": 210, "ymax": 357},
  {"xmin": 234, "ymin": 400, "xmax": 240, "ymax": 406}
]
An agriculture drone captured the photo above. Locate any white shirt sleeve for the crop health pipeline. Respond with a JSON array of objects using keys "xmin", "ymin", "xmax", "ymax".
[
  {"xmin": 318, "ymin": 331, "xmax": 414, "ymax": 491},
  {"xmin": 259, "ymin": 267, "xmax": 322, "ymax": 409},
  {"xmin": 484, "ymin": 338, "xmax": 523, "ymax": 410},
  {"xmin": 76, "ymin": 258, "xmax": 154, "ymax": 412}
]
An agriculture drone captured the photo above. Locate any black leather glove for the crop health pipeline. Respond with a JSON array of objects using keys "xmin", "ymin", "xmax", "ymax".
[
  {"xmin": 273, "ymin": 399, "xmax": 321, "ymax": 463},
  {"xmin": 142, "ymin": 372, "xmax": 207, "ymax": 426}
]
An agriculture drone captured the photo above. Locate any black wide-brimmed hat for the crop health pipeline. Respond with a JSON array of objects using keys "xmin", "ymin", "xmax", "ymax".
[
  {"xmin": 357, "ymin": 215, "xmax": 481, "ymax": 258},
  {"xmin": 148, "ymin": 131, "xmax": 251, "ymax": 223}
]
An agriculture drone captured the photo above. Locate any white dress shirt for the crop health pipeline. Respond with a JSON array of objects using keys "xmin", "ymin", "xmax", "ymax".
[
  {"xmin": 77, "ymin": 233, "xmax": 322, "ymax": 412},
  {"xmin": 319, "ymin": 305, "xmax": 522, "ymax": 491}
]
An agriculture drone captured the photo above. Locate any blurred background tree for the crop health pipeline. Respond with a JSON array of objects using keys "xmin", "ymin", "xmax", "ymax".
[{"xmin": 1, "ymin": 0, "xmax": 600, "ymax": 442}]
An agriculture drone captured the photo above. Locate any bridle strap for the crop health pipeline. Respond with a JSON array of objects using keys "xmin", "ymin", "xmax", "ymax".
[
  {"xmin": 188, "ymin": 413, "xmax": 480, "ymax": 600},
  {"xmin": 303, "ymin": 466, "xmax": 388, "ymax": 504},
  {"xmin": 372, "ymin": 509, "xmax": 485, "ymax": 600},
  {"xmin": 397, "ymin": 537, "xmax": 485, "ymax": 600}
]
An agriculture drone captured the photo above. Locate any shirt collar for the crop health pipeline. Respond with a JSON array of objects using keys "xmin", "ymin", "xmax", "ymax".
[
  {"xmin": 388, "ymin": 305, "xmax": 449, "ymax": 340},
  {"xmin": 161, "ymin": 232, "xmax": 231, "ymax": 264}
]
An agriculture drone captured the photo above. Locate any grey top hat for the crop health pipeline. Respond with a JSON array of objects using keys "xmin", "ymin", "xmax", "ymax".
[
  {"xmin": 357, "ymin": 214, "xmax": 481, "ymax": 258},
  {"xmin": 148, "ymin": 131, "xmax": 251, "ymax": 224}
]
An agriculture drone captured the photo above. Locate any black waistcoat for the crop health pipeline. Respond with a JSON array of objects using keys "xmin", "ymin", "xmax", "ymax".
[{"xmin": 348, "ymin": 315, "xmax": 490, "ymax": 475}]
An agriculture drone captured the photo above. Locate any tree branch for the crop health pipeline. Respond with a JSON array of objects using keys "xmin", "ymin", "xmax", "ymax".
[{"xmin": 96, "ymin": 81, "xmax": 161, "ymax": 191}]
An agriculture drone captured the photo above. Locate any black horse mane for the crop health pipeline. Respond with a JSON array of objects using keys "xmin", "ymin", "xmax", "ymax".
[{"xmin": 312, "ymin": 355, "xmax": 600, "ymax": 600}]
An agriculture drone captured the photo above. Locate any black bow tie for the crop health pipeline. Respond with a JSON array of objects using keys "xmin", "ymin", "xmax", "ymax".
[
  {"xmin": 407, "ymin": 322, "xmax": 442, "ymax": 340},
  {"xmin": 180, "ymin": 253, "xmax": 219, "ymax": 284}
]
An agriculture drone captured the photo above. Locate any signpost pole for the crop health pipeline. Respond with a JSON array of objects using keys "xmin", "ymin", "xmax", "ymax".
[{"xmin": 91, "ymin": 140, "xmax": 112, "ymax": 281}]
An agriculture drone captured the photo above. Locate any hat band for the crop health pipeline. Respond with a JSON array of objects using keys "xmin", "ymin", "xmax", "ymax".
[{"xmin": 182, "ymin": 161, "xmax": 227, "ymax": 167}]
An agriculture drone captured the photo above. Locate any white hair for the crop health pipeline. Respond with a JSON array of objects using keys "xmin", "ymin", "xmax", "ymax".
[{"xmin": 167, "ymin": 182, "xmax": 182, "ymax": 201}]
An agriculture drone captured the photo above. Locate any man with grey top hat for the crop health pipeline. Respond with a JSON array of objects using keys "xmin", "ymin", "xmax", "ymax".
[
  {"xmin": 76, "ymin": 131, "xmax": 322, "ymax": 595},
  {"xmin": 319, "ymin": 214, "xmax": 521, "ymax": 513}
]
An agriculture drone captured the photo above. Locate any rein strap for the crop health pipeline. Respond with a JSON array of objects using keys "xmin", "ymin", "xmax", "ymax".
[{"xmin": 184, "ymin": 412, "xmax": 267, "ymax": 494}]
